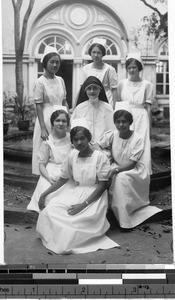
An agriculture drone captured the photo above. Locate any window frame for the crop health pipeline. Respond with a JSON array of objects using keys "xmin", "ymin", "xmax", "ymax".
[{"xmin": 156, "ymin": 41, "xmax": 169, "ymax": 97}]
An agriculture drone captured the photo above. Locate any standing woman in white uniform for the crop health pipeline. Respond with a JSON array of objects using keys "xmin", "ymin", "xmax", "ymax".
[
  {"xmin": 116, "ymin": 52, "xmax": 153, "ymax": 173},
  {"xmin": 32, "ymin": 45, "xmax": 69, "ymax": 175},
  {"xmin": 80, "ymin": 38, "xmax": 118, "ymax": 109}
]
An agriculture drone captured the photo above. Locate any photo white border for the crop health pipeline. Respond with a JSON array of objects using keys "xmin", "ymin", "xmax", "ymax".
[
  {"xmin": 0, "ymin": 0, "xmax": 4, "ymax": 264},
  {"xmin": 168, "ymin": 0, "xmax": 175, "ymax": 263}
]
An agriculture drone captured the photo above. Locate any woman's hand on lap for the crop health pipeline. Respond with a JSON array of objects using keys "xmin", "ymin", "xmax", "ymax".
[
  {"xmin": 109, "ymin": 167, "xmax": 119, "ymax": 178},
  {"xmin": 38, "ymin": 194, "xmax": 46, "ymax": 211},
  {"xmin": 67, "ymin": 203, "xmax": 85, "ymax": 215}
]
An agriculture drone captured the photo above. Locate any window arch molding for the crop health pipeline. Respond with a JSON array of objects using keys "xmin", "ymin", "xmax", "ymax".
[
  {"xmin": 28, "ymin": 28, "xmax": 78, "ymax": 59},
  {"xmin": 36, "ymin": 34, "xmax": 74, "ymax": 60}
]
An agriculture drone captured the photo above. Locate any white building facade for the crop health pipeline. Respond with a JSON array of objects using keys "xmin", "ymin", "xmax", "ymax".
[{"xmin": 2, "ymin": 0, "xmax": 169, "ymax": 111}]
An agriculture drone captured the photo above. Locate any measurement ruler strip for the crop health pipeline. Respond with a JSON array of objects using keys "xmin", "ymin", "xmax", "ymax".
[{"xmin": 0, "ymin": 284, "xmax": 175, "ymax": 297}]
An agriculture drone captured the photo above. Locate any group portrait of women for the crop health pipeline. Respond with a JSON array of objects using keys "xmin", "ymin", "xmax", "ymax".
[{"xmin": 27, "ymin": 39, "xmax": 169, "ymax": 255}]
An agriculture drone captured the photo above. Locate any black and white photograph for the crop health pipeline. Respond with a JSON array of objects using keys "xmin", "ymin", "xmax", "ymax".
[{"xmin": 2, "ymin": 0, "xmax": 173, "ymax": 266}]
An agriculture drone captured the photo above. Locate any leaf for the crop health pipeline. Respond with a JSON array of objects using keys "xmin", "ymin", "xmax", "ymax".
[
  {"xmin": 24, "ymin": 226, "xmax": 32, "ymax": 230},
  {"xmin": 101, "ymin": 260, "xmax": 106, "ymax": 264}
]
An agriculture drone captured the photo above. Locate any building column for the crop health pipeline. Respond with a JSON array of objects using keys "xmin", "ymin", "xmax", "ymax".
[
  {"xmin": 28, "ymin": 58, "xmax": 36, "ymax": 99},
  {"xmin": 72, "ymin": 58, "xmax": 83, "ymax": 108},
  {"xmin": 118, "ymin": 58, "xmax": 126, "ymax": 82}
]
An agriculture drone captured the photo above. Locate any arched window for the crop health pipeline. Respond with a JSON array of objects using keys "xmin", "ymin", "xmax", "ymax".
[
  {"xmin": 156, "ymin": 41, "xmax": 169, "ymax": 96},
  {"xmin": 158, "ymin": 41, "xmax": 169, "ymax": 56},
  {"xmin": 38, "ymin": 36, "xmax": 72, "ymax": 55}
]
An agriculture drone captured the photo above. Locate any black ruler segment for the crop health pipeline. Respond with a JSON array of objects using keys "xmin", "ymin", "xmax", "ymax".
[
  {"xmin": 167, "ymin": 273, "xmax": 175, "ymax": 283},
  {"xmin": 0, "ymin": 279, "xmax": 78, "ymax": 285},
  {"xmin": 123, "ymin": 279, "xmax": 167, "ymax": 284},
  {"xmin": 0, "ymin": 274, "xmax": 32, "ymax": 279}
]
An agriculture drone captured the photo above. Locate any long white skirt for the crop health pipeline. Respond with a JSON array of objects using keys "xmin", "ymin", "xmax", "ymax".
[
  {"xmin": 109, "ymin": 168, "xmax": 162, "ymax": 229},
  {"xmin": 36, "ymin": 185, "xmax": 120, "ymax": 254}
]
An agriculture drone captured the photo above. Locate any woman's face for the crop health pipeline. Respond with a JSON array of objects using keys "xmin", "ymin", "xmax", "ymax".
[
  {"xmin": 90, "ymin": 46, "xmax": 103, "ymax": 62},
  {"xmin": 85, "ymin": 85, "xmax": 100, "ymax": 102},
  {"xmin": 127, "ymin": 61, "xmax": 139, "ymax": 78},
  {"xmin": 72, "ymin": 130, "xmax": 89, "ymax": 153},
  {"xmin": 53, "ymin": 113, "xmax": 68, "ymax": 133},
  {"xmin": 114, "ymin": 116, "xmax": 130, "ymax": 135},
  {"xmin": 46, "ymin": 55, "xmax": 60, "ymax": 75}
]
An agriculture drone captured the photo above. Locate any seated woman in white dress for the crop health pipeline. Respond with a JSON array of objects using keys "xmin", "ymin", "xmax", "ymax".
[
  {"xmin": 36, "ymin": 118, "xmax": 120, "ymax": 254},
  {"xmin": 27, "ymin": 107, "xmax": 73, "ymax": 213},
  {"xmin": 96, "ymin": 104, "xmax": 162, "ymax": 229},
  {"xmin": 72, "ymin": 76, "xmax": 115, "ymax": 143}
]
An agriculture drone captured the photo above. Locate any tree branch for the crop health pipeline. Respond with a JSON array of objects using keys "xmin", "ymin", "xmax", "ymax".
[
  {"xmin": 19, "ymin": 0, "xmax": 35, "ymax": 54},
  {"xmin": 11, "ymin": 0, "xmax": 35, "ymax": 106},
  {"xmin": 12, "ymin": 0, "xmax": 23, "ymax": 10},
  {"xmin": 140, "ymin": 0, "xmax": 167, "ymax": 35},
  {"xmin": 140, "ymin": 0, "xmax": 163, "ymax": 18},
  {"xmin": 12, "ymin": 1, "xmax": 20, "ymax": 52}
]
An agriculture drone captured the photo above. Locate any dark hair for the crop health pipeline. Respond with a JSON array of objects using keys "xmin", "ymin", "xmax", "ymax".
[
  {"xmin": 125, "ymin": 58, "xmax": 143, "ymax": 72},
  {"xmin": 88, "ymin": 43, "xmax": 106, "ymax": 57},
  {"xmin": 113, "ymin": 109, "xmax": 133, "ymax": 125},
  {"xmin": 42, "ymin": 52, "xmax": 61, "ymax": 69},
  {"xmin": 50, "ymin": 109, "xmax": 70, "ymax": 127},
  {"xmin": 70, "ymin": 126, "xmax": 92, "ymax": 143},
  {"xmin": 76, "ymin": 76, "xmax": 108, "ymax": 106}
]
